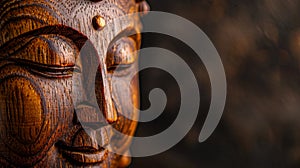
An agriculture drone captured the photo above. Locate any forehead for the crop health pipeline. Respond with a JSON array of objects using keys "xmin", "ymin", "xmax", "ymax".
[
  {"xmin": 0, "ymin": 0, "xmax": 141, "ymax": 68},
  {"xmin": 0, "ymin": 0, "xmax": 138, "ymax": 47}
]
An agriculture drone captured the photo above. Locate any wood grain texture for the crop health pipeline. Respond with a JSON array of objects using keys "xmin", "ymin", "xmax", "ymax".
[{"xmin": 0, "ymin": 0, "xmax": 148, "ymax": 167}]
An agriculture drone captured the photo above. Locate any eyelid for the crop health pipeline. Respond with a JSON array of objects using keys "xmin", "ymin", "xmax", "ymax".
[
  {"xmin": 9, "ymin": 59, "xmax": 75, "ymax": 78},
  {"xmin": 106, "ymin": 36, "xmax": 137, "ymax": 69},
  {"xmin": 7, "ymin": 35, "xmax": 78, "ymax": 67}
]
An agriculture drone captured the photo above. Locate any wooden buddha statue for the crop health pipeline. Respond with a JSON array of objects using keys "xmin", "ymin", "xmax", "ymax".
[{"xmin": 0, "ymin": 0, "xmax": 149, "ymax": 167}]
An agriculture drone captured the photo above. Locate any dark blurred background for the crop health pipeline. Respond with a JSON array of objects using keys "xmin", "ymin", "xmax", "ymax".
[{"xmin": 131, "ymin": 0, "xmax": 300, "ymax": 167}]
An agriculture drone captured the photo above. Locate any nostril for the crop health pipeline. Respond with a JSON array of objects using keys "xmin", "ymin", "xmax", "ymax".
[
  {"xmin": 72, "ymin": 110, "xmax": 79, "ymax": 124},
  {"xmin": 90, "ymin": 0, "xmax": 103, "ymax": 2}
]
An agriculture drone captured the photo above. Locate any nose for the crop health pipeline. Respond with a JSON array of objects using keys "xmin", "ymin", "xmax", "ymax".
[
  {"xmin": 75, "ymin": 41, "xmax": 118, "ymax": 125},
  {"xmin": 95, "ymin": 68, "xmax": 118, "ymax": 124}
]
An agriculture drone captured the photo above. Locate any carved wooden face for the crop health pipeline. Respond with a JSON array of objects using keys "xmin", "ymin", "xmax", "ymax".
[{"xmin": 0, "ymin": 0, "xmax": 143, "ymax": 167}]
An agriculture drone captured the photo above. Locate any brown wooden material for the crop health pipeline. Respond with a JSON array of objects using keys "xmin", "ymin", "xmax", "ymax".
[{"xmin": 0, "ymin": 0, "xmax": 148, "ymax": 167}]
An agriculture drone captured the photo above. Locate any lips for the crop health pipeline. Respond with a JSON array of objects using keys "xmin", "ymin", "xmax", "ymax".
[
  {"xmin": 57, "ymin": 125, "xmax": 112, "ymax": 164},
  {"xmin": 61, "ymin": 148, "xmax": 108, "ymax": 164}
]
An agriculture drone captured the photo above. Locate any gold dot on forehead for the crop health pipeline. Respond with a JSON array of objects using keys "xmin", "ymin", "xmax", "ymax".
[{"xmin": 92, "ymin": 15, "xmax": 106, "ymax": 30}]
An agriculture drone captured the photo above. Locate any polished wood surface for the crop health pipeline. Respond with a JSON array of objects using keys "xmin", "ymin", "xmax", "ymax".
[{"xmin": 0, "ymin": 0, "xmax": 148, "ymax": 167}]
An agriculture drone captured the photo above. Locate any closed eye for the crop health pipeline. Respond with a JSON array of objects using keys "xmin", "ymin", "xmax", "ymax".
[
  {"xmin": 11, "ymin": 59, "xmax": 76, "ymax": 78},
  {"xmin": 106, "ymin": 36, "xmax": 138, "ymax": 73},
  {"xmin": 5, "ymin": 34, "xmax": 78, "ymax": 68}
]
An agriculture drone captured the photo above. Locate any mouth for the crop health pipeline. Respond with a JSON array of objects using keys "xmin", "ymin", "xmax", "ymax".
[
  {"xmin": 58, "ymin": 143, "xmax": 108, "ymax": 164},
  {"xmin": 57, "ymin": 125, "xmax": 112, "ymax": 164}
]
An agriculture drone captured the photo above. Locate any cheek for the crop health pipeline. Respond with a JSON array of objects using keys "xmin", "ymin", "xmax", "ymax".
[
  {"xmin": 0, "ymin": 76, "xmax": 44, "ymax": 154},
  {"xmin": 111, "ymin": 70, "xmax": 139, "ymax": 134},
  {"xmin": 0, "ymin": 65, "xmax": 73, "ymax": 160},
  {"xmin": 110, "ymin": 73, "xmax": 139, "ymax": 153}
]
